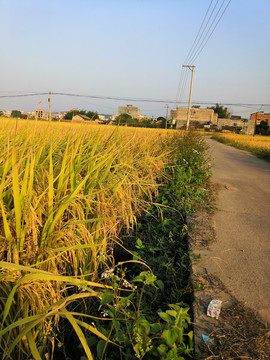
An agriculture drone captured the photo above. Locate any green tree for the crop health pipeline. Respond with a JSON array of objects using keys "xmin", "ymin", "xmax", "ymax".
[
  {"xmin": 86, "ymin": 111, "xmax": 99, "ymax": 120},
  {"xmin": 256, "ymin": 120, "xmax": 269, "ymax": 135},
  {"xmin": 11, "ymin": 110, "xmax": 22, "ymax": 118},
  {"xmin": 156, "ymin": 116, "xmax": 166, "ymax": 128},
  {"xmin": 115, "ymin": 113, "xmax": 133, "ymax": 125},
  {"xmin": 140, "ymin": 117, "xmax": 152, "ymax": 125},
  {"xmin": 63, "ymin": 110, "xmax": 85, "ymax": 120},
  {"xmin": 0, "ymin": 111, "xmax": 3, "ymax": 117},
  {"xmin": 208, "ymin": 104, "xmax": 231, "ymax": 119},
  {"xmin": 63, "ymin": 109, "xmax": 99, "ymax": 120}
]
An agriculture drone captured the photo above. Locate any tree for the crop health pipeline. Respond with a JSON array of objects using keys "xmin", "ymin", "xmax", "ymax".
[
  {"xmin": 63, "ymin": 110, "xmax": 85, "ymax": 120},
  {"xmin": 140, "ymin": 117, "xmax": 152, "ymax": 125},
  {"xmin": 0, "ymin": 111, "xmax": 3, "ymax": 117},
  {"xmin": 63, "ymin": 109, "xmax": 99, "ymax": 120},
  {"xmin": 256, "ymin": 120, "xmax": 269, "ymax": 135},
  {"xmin": 208, "ymin": 104, "xmax": 231, "ymax": 119},
  {"xmin": 86, "ymin": 111, "xmax": 99, "ymax": 120},
  {"xmin": 115, "ymin": 113, "xmax": 133, "ymax": 125},
  {"xmin": 156, "ymin": 116, "xmax": 166, "ymax": 128},
  {"xmin": 11, "ymin": 110, "xmax": 22, "ymax": 118}
]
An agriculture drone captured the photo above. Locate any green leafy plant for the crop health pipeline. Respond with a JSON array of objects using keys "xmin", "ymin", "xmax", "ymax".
[{"xmin": 78, "ymin": 270, "xmax": 193, "ymax": 360}]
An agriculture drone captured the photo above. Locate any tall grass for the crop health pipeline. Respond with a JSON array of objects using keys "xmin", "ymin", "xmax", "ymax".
[
  {"xmin": 211, "ymin": 133, "xmax": 270, "ymax": 161},
  {"xmin": 0, "ymin": 118, "xmax": 188, "ymax": 359}
]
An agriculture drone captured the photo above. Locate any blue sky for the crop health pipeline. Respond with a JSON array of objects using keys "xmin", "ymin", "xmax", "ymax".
[{"xmin": 1, "ymin": 0, "xmax": 270, "ymax": 118}]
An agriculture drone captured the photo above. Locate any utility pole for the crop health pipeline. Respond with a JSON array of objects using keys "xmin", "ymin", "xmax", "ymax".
[
  {"xmin": 165, "ymin": 104, "xmax": 169, "ymax": 129},
  {"xmin": 182, "ymin": 65, "xmax": 195, "ymax": 130},
  {"xmin": 48, "ymin": 91, "xmax": 51, "ymax": 122}
]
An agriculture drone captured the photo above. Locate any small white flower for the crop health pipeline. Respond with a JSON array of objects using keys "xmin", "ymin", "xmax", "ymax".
[
  {"xmin": 101, "ymin": 268, "xmax": 114, "ymax": 279},
  {"xmin": 122, "ymin": 279, "xmax": 132, "ymax": 288},
  {"xmin": 101, "ymin": 310, "xmax": 108, "ymax": 318}
]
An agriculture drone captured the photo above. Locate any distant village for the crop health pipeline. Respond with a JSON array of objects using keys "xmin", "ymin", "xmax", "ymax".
[
  {"xmin": 171, "ymin": 106, "xmax": 270, "ymax": 135},
  {"xmin": 1, "ymin": 104, "xmax": 270, "ymax": 136}
]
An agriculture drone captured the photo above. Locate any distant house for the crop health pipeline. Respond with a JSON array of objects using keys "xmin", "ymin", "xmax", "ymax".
[
  {"xmin": 170, "ymin": 106, "xmax": 217, "ymax": 129},
  {"xmin": 243, "ymin": 112, "xmax": 270, "ymax": 135},
  {"xmin": 35, "ymin": 109, "xmax": 47, "ymax": 120},
  {"xmin": 230, "ymin": 115, "xmax": 242, "ymax": 120},
  {"xmin": 3, "ymin": 110, "xmax": 11, "ymax": 117},
  {"xmin": 52, "ymin": 112, "xmax": 65, "ymax": 120},
  {"xmin": 109, "ymin": 115, "xmax": 117, "ymax": 121},
  {"xmin": 250, "ymin": 112, "xmax": 270, "ymax": 126},
  {"xmin": 217, "ymin": 118, "xmax": 244, "ymax": 130},
  {"xmin": 72, "ymin": 114, "xmax": 102, "ymax": 124},
  {"xmin": 118, "ymin": 105, "xmax": 140, "ymax": 119}
]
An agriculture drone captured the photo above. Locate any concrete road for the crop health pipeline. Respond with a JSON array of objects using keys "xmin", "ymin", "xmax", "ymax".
[{"xmin": 201, "ymin": 138, "xmax": 270, "ymax": 323}]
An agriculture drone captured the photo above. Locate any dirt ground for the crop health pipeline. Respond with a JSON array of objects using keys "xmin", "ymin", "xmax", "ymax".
[{"xmin": 188, "ymin": 184, "xmax": 270, "ymax": 360}]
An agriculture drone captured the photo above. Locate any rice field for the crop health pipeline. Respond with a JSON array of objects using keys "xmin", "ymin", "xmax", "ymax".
[
  {"xmin": 211, "ymin": 133, "xmax": 270, "ymax": 161},
  {"xmin": 0, "ymin": 117, "xmax": 206, "ymax": 359}
]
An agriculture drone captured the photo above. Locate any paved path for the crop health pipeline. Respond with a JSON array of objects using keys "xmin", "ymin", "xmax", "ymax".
[{"xmin": 201, "ymin": 138, "xmax": 270, "ymax": 323}]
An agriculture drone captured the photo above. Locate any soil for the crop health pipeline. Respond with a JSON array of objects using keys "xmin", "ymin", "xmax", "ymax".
[{"xmin": 188, "ymin": 183, "xmax": 270, "ymax": 360}]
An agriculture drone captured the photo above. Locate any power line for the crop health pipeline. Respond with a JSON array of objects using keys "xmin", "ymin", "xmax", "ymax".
[
  {"xmin": 180, "ymin": 69, "xmax": 190, "ymax": 103},
  {"xmin": 175, "ymin": 68, "xmax": 184, "ymax": 104},
  {"xmin": 175, "ymin": 0, "xmax": 232, "ymax": 103},
  {"xmin": 177, "ymin": 68, "xmax": 189, "ymax": 104},
  {"xmin": 189, "ymin": 0, "xmax": 232, "ymax": 64},
  {"xmin": 175, "ymin": 1, "xmax": 215, "ymax": 103},
  {"xmin": 184, "ymin": 0, "xmax": 219, "ymax": 64},
  {"xmin": 185, "ymin": 0, "xmax": 232, "ymax": 64},
  {"xmin": 0, "ymin": 92, "xmax": 48, "ymax": 98},
  {"xmin": 0, "ymin": 91, "xmax": 269, "ymax": 108},
  {"xmin": 184, "ymin": 0, "xmax": 214, "ymax": 64}
]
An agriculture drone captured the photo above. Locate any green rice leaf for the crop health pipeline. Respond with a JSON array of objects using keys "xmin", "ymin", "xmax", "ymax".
[
  {"xmin": 26, "ymin": 331, "xmax": 42, "ymax": 360},
  {"xmin": 60, "ymin": 307, "xmax": 93, "ymax": 360}
]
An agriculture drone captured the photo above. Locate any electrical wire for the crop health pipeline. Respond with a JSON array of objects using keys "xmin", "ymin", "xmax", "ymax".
[
  {"xmin": 175, "ymin": 0, "xmax": 219, "ymax": 104},
  {"xmin": 0, "ymin": 91, "xmax": 269, "ymax": 108},
  {"xmin": 184, "ymin": 0, "xmax": 220, "ymax": 65},
  {"xmin": 184, "ymin": 0, "xmax": 214, "ymax": 64},
  {"xmin": 189, "ymin": 0, "xmax": 232, "ymax": 64},
  {"xmin": 178, "ymin": 68, "xmax": 189, "ymax": 105},
  {"xmin": 0, "ymin": 92, "xmax": 48, "ymax": 98},
  {"xmin": 175, "ymin": 67, "xmax": 184, "ymax": 105},
  {"xmin": 175, "ymin": 0, "xmax": 232, "ymax": 104}
]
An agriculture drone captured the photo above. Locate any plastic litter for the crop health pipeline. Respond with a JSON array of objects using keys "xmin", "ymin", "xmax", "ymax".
[
  {"xmin": 202, "ymin": 334, "xmax": 215, "ymax": 346},
  {"xmin": 207, "ymin": 299, "xmax": 222, "ymax": 319}
]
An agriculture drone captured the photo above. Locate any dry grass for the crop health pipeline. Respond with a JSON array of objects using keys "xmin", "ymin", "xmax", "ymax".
[
  {"xmin": 214, "ymin": 133, "xmax": 270, "ymax": 149},
  {"xmin": 199, "ymin": 302, "xmax": 270, "ymax": 360},
  {"xmin": 211, "ymin": 133, "xmax": 270, "ymax": 161}
]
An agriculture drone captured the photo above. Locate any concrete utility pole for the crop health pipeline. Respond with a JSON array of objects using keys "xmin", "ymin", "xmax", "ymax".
[
  {"xmin": 165, "ymin": 104, "xmax": 169, "ymax": 129},
  {"xmin": 182, "ymin": 65, "xmax": 195, "ymax": 130},
  {"xmin": 48, "ymin": 91, "xmax": 52, "ymax": 122}
]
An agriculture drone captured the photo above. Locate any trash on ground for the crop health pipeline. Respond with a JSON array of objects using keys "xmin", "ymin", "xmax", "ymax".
[
  {"xmin": 207, "ymin": 299, "xmax": 222, "ymax": 319},
  {"xmin": 202, "ymin": 334, "xmax": 215, "ymax": 346}
]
